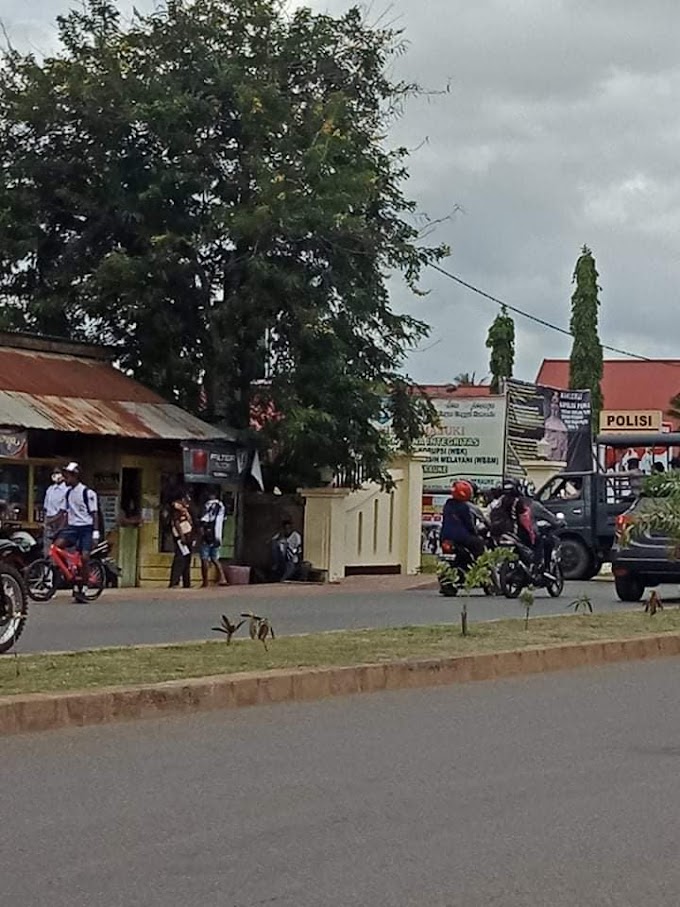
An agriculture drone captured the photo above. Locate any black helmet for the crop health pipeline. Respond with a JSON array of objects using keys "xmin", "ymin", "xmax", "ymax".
[{"xmin": 501, "ymin": 478, "xmax": 520, "ymax": 495}]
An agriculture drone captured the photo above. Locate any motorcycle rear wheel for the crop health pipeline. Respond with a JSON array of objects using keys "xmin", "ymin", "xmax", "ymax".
[
  {"xmin": 25, "ymin": 558, "xmax": 57, "ymax": 602},
  {"xmin": 0, "ymin": 563, "xmax": 28, "ymax": 654}
]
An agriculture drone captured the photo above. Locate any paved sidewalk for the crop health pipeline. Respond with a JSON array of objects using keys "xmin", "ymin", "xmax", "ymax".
[{"xmin": 91, "ymin": 573, "xmax": 438, "ymax": 603}]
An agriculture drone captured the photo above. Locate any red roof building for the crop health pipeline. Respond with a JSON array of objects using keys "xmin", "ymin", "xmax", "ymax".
[{"xmin": 536, "ymin": 360, "xmax": 680, "ymax": 429}]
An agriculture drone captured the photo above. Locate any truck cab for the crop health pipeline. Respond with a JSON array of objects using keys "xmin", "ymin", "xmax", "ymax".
[{"xmin": 536, "ymin": 471, "xmax": 631, "ymax": 579}]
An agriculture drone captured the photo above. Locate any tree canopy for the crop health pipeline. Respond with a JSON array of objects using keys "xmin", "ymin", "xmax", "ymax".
[
  {"xmin": 568, "ymin": 246, "xmax": 603, "ymax": 430},
  {"xmin": 485, "ymin": 305, "xmax": 515, "ymax": 394},
  {"xmin": 0, "ymin": 0, "xmax": 447, "ymax": 488}
]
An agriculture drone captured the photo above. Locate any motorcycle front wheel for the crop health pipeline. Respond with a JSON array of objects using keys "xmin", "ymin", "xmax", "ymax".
[
  {"xmin": 546, "ymin": 563, "xmax": 565, "ymax": 598},
  {"xmin": 0, "ymin": 563, "xmax": 28, "ymax": 653},
  {"xmin": 499, "ymin": 561, "xmax": 524, "ymax": 599},
  {"xmin": 25, "ymin": 558, "xmax": 57, "ymax": 602}
]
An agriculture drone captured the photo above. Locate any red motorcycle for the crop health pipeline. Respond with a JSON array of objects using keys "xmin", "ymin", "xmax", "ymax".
[{"xmin": 25, "ymin": 541, "xmax": 106, "ymax": 603}]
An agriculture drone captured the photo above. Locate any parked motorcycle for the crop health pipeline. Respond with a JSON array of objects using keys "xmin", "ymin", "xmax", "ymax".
[
  {"xmin": 92, "ymin": 538, "xmax": 121, "ymax": 588},
  {"xmin": 0, "ymin": 502, "xmax": 41, "ymax": 572},
  {"xmin": 437, "ymin": 523, "xmax": 499, "ymax": 597},
  {"xmin": 0, "ymin": 562, "xmax": 28, "ymax": 653},
  {"xmin": 497, "ymin": 516, "xmax": 566, "ymax": 599}
]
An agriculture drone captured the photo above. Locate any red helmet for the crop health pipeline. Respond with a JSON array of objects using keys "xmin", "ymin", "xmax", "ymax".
[{"xmin": 451, "ymin": 480, "xmax": 473, "ymax": 502}]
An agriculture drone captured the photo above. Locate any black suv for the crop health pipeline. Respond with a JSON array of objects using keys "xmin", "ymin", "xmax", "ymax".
[{"xmin": 611, "ymin": 494, "xmax": 680, "ymax": 601}]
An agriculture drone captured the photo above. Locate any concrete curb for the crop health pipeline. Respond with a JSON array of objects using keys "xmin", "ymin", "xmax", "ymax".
[{"xmin": 3, "ymin": 632, "xmax": 680, "ymax": 736}]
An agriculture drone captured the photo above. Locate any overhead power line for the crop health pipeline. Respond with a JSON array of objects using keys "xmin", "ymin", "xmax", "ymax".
[{"xmin": 430, "ymin": 263, "xmax": 665, "ymax": 364}]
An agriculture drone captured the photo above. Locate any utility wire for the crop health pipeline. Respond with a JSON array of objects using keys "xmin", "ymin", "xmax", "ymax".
[{"xmin": 430, "ymin": 263, "xmax": 668, "ymax": 365}]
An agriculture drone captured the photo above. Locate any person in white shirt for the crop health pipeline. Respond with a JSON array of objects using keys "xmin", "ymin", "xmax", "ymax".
[
  {"xmin": 199, "ymin": 488, "xmax": 228, "ymax": 587},
  {"xmin": 43, "ymin": 469, "xmax": 67, "ymax": 555},
  {"xmin": 61, "ymin": 463, "xmax": 100, "ymax": 584},
  {"xmin": 271, "ymin": 518, "xmax": 303, "ymax": 582}
]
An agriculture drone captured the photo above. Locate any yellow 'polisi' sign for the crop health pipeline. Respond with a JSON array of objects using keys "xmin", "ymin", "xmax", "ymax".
[{"xmin": 599, "ymin": 410, "xmax": 662, "ymax": 432}]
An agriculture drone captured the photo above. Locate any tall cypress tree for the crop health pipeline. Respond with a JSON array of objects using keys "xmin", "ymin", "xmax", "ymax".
[
  {"xmin": 569, "ymin": 246, "xmax": 604, "ymax": 429},
  {"xmin": 485, "ymin": 305, "xmax": 515, "ymax": 394}
]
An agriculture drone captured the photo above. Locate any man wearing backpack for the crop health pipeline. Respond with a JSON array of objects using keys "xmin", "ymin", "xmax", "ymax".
[
  {"xmin": 199, "ymin": 488, "xmax": 228, "ymax": 587},
  {"xmin": 61, "ymin": 462, "xmax": 100, "ymax": 594}
]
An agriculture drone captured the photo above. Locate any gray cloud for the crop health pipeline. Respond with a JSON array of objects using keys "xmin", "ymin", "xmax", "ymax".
[{"xmin": 6, "ymin": 0, "xmax": 680, "ymax": 385}]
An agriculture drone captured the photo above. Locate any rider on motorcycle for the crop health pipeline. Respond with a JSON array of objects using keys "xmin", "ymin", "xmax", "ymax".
[
  {"xmin": 440, "ymin": 480, "xmax": 485, "ymax": 560},
  {"xmin": 491, "ymin": 479, "xmax": 562, "ymax": 576}
]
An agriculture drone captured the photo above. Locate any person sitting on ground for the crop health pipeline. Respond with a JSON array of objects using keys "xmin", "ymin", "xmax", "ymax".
[
  {"xmin": 271, "ymin": 519, "xmax": 303, "ymax": 582},
  {"xmin": 440, "ymin": 480, "xmax": 485, "ymax": 560},
  {"xmin": 199, "ymin": 488, "xmax": 228, "ymax": 588}
]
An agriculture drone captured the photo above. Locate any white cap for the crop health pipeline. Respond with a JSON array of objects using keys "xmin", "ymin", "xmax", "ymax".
[{"xmin": 63, "ymin": 462, "xmax": 80, "ymax": 473}]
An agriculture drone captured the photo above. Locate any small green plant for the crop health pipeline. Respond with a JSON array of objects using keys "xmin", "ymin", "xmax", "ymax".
[
  {"xmin": 520, "ymin": 587, "xmax": 535, "ymax": 630},
  {"xmin": 568, "ymin": 593, "xmax": 593, "ymax": 613}
]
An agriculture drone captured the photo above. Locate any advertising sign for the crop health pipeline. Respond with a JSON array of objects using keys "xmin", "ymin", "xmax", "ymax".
[
  {"xmin": 0, "ymin": 429, "xmax": 27, "ymax": 459},
  {"xmin": 505, "ymin": 380, "xmax": 592, "ymax": 474},
  {"xmin": 182, "ymin": 441, "xmax": 239, "ymax": 484},
  {"xmin": 415, "ymin": 395, "xmax": 507, "ymax": 492}
]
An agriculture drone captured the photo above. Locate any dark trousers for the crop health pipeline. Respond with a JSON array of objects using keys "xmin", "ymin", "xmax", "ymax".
[{"xmin": 170, "ymin": 541, "xmax": 192, "ymax": 588}]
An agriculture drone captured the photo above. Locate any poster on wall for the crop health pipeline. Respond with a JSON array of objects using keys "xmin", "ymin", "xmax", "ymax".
[
  {"xmin": 415, "ymin": 395, "xmax": 507, "ymax": 491},
  {"xmin": 421, "ymin": 492, "xmax": 449, "ymax": 556},
  {"xmin": 0, "ymin": 429, "xmax": 27, "ymax": 459},
  {"xmin": 505, "ymin": 379, "xmax": 592, "ymax": 474},
  {"xmin": 98, "ymin": 493, "xmax": 119, "ymax": 534}
]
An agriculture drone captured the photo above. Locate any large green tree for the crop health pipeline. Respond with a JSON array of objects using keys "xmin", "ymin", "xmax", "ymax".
[
  {"xmin": 485, "ymin": 305, "xmax": 515, "ymax": 394},
  {"xmin": 568, "ymin": 246, "xmax": 604, "ymax": 429},
  {"xmin": 0, "ymin": 0, "xmax": 446, "ymax": 488}
]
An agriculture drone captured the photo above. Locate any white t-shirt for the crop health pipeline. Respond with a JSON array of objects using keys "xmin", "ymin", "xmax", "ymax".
[
  {"xmin": 200, "ymin": 499, "xmax": 225, "ymax": 542},
  {"xmin": 66, "ymin": 483, "xmax": 98, "ymax": 527},
  {"xmin": 44, "ymin": 483, "xmax": 68, "ymax": 519}
]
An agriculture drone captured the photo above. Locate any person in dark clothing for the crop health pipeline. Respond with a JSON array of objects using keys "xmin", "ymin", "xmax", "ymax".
[
  {"xmin": 440, "ymin": 480, "xmax": 485, "ymax": 559},
  {"xmin": 169, "ymin": 493, "xmax": 193, "ymax": 589},
  {"xmin": 528, "ymin": 497, "xmax": 563, "ymax": 575}
]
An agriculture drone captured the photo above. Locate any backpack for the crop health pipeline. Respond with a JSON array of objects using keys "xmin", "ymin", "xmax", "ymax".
[
  {"xmin": 201, "ymin": 501, "xmax": 221, "ymax": 546},
  {"xmin": 489, "ymin": 500, "xmax": 515, "ymax": 538}
]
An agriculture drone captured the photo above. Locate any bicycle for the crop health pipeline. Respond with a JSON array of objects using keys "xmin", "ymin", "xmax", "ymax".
[{"xmin": 25, "ymin": 541, "xmax": 106, "ymax": 603}]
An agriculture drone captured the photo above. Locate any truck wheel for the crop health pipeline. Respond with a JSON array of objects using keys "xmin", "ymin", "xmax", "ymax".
[
  {"xmin": 559, "ymin": 538, "xmax": 591, "ymax": 580},
  {"xmin": 583, "ymin": 557, "xmax": 604, "ymax": 580},
  {"xmin": 614, "ymin": 574, "xmax": 645, "ymax": 602}
]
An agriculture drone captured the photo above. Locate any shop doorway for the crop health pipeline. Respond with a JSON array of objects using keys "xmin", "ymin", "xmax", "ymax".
[{"xmin": 119, "ymin": 467, "xmax": 142, "ymax": 587}]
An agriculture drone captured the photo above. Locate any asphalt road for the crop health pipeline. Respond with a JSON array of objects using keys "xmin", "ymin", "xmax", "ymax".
[
  {"xmin": 15, "ymin": 579, "xmax": 674, "ymax": 654},
  {"xmin": 5, "ymin": 657, "xmax": 680, "ymax": 906}
]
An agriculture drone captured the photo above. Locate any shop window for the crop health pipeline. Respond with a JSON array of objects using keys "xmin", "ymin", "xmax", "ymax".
[{"xmin": 0, "ymin": 464, "xmax": 29, "ymax": 522}]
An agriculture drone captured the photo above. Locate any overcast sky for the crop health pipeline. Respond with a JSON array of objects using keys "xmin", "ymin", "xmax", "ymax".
[{"xmin": 4, "ymin": 0, "xmax": 680, "ymax": 384}]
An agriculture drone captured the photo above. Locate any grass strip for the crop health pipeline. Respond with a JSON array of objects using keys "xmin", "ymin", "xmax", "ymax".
[{"xmin": 2, "ymin": 610, "xmax": 680, "ymax": 697}]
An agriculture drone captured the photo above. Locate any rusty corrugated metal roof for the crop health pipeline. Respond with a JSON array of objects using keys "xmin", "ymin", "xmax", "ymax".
[
  {"xmin": 0, "ymin": 391, "xmax": 230, "ymax": 440},
  {"xmin": 0, "ymin": 344, "xmax": 231, "ymax": 440},
  {"xmin": 0, "ymin": 348, "xmax": 163, "ymax": 402}
]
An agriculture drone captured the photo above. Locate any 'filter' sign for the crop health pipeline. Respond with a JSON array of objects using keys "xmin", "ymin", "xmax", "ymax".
[{"xmin": 599, "ymin": 410, "xmax": 662, "ymax": 432}]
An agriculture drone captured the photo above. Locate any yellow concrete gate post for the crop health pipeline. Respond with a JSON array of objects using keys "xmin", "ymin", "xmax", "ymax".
[{"xmin": 300, "ymin": 452, "xmax": 425, "ymax": 582}]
